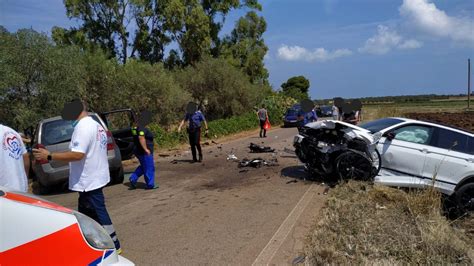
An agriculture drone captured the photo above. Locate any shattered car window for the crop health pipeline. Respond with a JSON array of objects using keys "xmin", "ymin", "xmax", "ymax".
[
  {"xmin": 359, "ymin": 118, "xmax": 403, "ymax": 133},
  {"xmin": 393, "ymin": 125, "xmax": 433, "ymax": 145}
]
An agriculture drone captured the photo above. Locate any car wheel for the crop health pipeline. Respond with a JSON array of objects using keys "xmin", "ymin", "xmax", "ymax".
[
  {"xmin": 455, "ymin": 182, "xmax": 474, "ymax": 215},
  {"xmin": 370, "ymin": 149, "xmax": 382, "ymax": 177},
  {"xmin": 335, "ymin": 150, "xmax": 374, "ymax": 181},
  {"xmin": 112, "ymin": 166, "xmax": 125, "ymax": 184}
]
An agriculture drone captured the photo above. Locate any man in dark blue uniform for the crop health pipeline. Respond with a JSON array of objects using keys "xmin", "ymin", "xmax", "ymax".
[
  {"xmin": 178, "ymin": 103, "xmax": 209, "ymax": 163},
  {"xmin": 129, "ymin": 111, "xmax": 157, "ymax": 189},
  {"xmin": 298, "ymin": 99, "xmax": 318, "ymax": 127}
]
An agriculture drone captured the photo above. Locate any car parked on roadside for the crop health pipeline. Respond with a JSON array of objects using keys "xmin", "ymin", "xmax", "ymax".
[
  {"xmin": 283, "ymin": 104, "xmax": 301, "ymax": 127},
  {"xmin": 317, "ymin": 105, "xmax": 333, "ymax": 117},
  {"xmin": 359, "ymin": 117, "xmax": 474, "ymax": 214},
  {"xmin": 0, "ymin": 185, "xmax": 134, "ymax": 265},
  {"xmin": 30, "ymin": 109, "xmax": 136, "ymax": 194}
]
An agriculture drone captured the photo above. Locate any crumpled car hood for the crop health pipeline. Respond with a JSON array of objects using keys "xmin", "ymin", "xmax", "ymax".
[{"xmin": 304, "ymin": 120, "xmax": 376, "ymax": 144}]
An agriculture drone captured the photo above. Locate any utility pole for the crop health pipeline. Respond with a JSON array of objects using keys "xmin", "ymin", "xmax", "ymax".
[{"xmin": 469, "ymin": 58, "xmax": 471, "ymax": 109}]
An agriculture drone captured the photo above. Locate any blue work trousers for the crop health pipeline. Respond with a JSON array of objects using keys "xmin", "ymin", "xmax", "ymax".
[
  {"xmin": 130, "ymin": 154, "xmax": 155, "ymax": 188},
  {"xmin": 78, "ymin": 187, "xmax": 121, "ymax": 250}
]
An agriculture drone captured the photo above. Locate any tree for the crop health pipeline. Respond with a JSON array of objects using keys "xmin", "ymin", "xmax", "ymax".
[
  {"xmin": 54, "ymin": 0, "xmax": 132, "ymax": 63},
  {"xmin": 176, "ymin": 57, "xmax": 265, "ymax": 119},
  {"xmin": 130, "ymin": 0, "xmax": 171, "ymax": 63},
  {"xmin": 53, "ymin": 0, "xmax": 264, "ymax": 66},
  {"xmin": 281, "ymin": 76, "xmax": 310, "ymax": 101},
  {"xmin": 0, "ymin": 29, "xmax": 84, "ymax": 129},
  {"xmin": 222, "ymin": 11, "xmax": 268, "ymax": 84}
]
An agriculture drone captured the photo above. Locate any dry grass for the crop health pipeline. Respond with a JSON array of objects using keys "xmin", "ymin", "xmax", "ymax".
[{"xmin": 305, "ymin": 181, "xmax": 473, "ymax": 265}]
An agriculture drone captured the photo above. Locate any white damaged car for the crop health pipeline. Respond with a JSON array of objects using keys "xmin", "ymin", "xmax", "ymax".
[{"xmin": 294, "ymin": 117, "xmax": 474, "ymax": 213}]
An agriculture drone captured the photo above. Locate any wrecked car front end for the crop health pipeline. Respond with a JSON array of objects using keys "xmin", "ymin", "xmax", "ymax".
[{"xmin": 294, "ymin": 120, "xmax": 381, "ymax": 181}]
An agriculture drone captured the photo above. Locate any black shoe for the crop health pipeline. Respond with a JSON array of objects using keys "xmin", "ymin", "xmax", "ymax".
[{"xmin": 198, "ymin": 155, "xmax": 203, "ymax": 162}]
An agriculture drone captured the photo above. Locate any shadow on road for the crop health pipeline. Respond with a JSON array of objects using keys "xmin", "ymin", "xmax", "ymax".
[
  {"xmin": 280, "ymin": 165, "xmax": 330, "ymax": 186},
  {"xmin": 280, "ymin": 165, "xmax": 310, "ymax": 180}
]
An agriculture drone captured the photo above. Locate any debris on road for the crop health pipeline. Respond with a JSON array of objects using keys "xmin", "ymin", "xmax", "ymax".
[
  {"xmin": 286, "ymin": 179, "xmax": 298, "ymax": 184},
  {"xmin": 227, "ymin": 154, "xmax": 238, "ymax": 161},
  {"xmin": 238, "ymin": 158, "xmax": 279, "ymax": 168},
  {"xmin": 323, "ymin": 187, "xmax": 330, "ymax": 195},
  {"xmin": 249, "ymin": 143, "xmax": 275, "ymax": 153},
  {"xmin": 283, "ymin": 147, "xmax": 295, "ymax": 154},
  {"xmin": 158, "ymin": 154, "xmax": 171, "ymax": 158},
  {"xmin": 292, "ymin": 255, "xmax": 305, "ymax": 265},
  {"xmin": 239, "ymin": 158, "xmax": 265, "ymax": 168}
]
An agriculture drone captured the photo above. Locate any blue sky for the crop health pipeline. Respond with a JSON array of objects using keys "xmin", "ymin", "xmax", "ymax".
[{"xmin": 1, "ymin": 0, "xmax": 473, "ymax": 99}]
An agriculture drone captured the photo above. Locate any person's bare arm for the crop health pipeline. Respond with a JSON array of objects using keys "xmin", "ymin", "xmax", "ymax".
[
  {"xmin": 177, "ymin": 120, "xmax": 185, "ymax": 132},
  {"xmin": 139, "ymin": 136, "xmax": 151, "ymax": 155},
  {"xmin": 23, "ymin": 153, "xmax": 30, "ymax": 178},
  {"xmin": 33, "ymin": 148, "xmax": 85, "ymax": 162}
]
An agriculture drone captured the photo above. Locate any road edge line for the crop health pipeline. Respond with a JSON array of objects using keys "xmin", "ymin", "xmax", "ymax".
[{"xmin": 252, "ymin": 183, "xmax": 316, "ymax": 266}]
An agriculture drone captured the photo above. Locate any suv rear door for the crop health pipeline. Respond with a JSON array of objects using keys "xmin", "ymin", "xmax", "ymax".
[
  {"xmin": 421, "ymin": 127, "xmax": 471, "ymax": 194},
  {"xmin": 99, "ymin": 109, "xmax": 136, "ymax": 160}
]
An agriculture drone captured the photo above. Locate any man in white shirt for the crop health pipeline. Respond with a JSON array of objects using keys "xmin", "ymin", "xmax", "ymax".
[
  {"xmin": 0, "ymin": 124, "xmax": 29, "ymax": 192},
  {"xmin": 33, "ymin": 99, "xmax": 121, "ymax": 253}
]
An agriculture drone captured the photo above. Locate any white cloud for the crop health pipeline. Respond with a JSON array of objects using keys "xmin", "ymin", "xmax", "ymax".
[
  {"xmin": 400, "ymin": 0, "xmax": 474, "ymax": 44},
  {"xmin": 277, "ymin": 45, "xmax": 352, "ymax": 62},
  {"xmin": 359, "ymin": 25, "xmax": 423, "ymax": 54},
  {"xmin": 398, "ymin": 39, "xmax": 423, "ymax": 49}
]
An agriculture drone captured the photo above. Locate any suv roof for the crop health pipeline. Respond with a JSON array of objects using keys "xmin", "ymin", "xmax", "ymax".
[{"xmin": 39, "ymin": 112, "xmax": 100, "ymax": 124}]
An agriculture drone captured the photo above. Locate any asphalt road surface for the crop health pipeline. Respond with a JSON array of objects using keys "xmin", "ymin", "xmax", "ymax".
[{"xmin": 43, "ymin": 127, "xmax": 328, "ymax": 265}]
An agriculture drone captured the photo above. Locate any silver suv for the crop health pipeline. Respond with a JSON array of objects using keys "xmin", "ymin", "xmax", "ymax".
[{"xmin": 31, "ymin": 110, "xmax": 135, "ymax": 194}]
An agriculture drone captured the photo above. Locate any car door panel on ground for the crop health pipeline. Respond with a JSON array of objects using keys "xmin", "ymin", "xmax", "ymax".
[
  {"xmin": 100, "ymin": 109, "xmax": 136, "ymax": 160},
  {"xmin": 378, "ymin": 124, "xmax": 435, "ymax": 180}
]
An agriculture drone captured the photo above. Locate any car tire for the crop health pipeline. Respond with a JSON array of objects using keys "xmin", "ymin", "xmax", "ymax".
[
  {"xmin": 335, "ymin": 150, "xmax": 374, "ymax": 181},
  {"xmin": 112, "ymin": 166, "xmax": 125, "ymax": 184},
  {"xmin": 454, "ymin": 182, "xmax": 474, "ymax": 215}
]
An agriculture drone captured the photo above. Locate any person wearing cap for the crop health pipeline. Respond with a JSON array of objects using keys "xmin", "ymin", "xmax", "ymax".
[
  {"xmin": 178, "ymin": 103, "xmax": 209, "ymax": 163},
  {"xmin": 129, "ymin": 111, "xmax": 157, "ymax": 190},
  {"xmin": 32, "ymin": 99, "xmax": 122, "ymax": 253},
  {"xmin": 0, "ymin": 124, "xmax": 29, "ymax": 192}
]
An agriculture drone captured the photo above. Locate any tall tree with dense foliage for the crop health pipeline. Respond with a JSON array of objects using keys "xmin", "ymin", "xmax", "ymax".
[
  {"xmin": 54, "ymin": 0, "xmax": 132, "ymax": 63},
  {"xmin": 281, "ymin": 76, "xmax": 310, "ymax": 101},
  {"xmin": 52, "ymin": 0, "xmax": 266, "ymax": 67},
  {"xmin": 222, "ymin": 11, "xmax": 268, "ymax": 84}
]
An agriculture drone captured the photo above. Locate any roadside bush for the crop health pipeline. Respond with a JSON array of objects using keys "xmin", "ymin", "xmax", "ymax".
[
  {"xmin": 305, "ymin": 181, "xmax": 473, "ymax": 264},
  {"xmin": 207, "ymin": 112, "xmax": 257, "ymax": 136},
  {"xmin": 112, "ymin": 60, "xmax": 190, "ymax": 126},
  {"xmin": 176, "ymin": 57, "xmax": 269, "ymax": 120},
  {"xmin": 148, "ymin": 112, "xmax": 259, "ymax": 148},
  {"xmin": 260, "ymin": 94, "xmax": 297, "ymax": 125},
  {"xmin": 0, "ymin": 29, "xmax": 84, "ymax": 130}
]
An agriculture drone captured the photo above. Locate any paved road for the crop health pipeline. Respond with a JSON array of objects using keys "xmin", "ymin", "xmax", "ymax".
[{"xmin": 43, "ymin": 127, "xmax": 327, "ymax": 265}]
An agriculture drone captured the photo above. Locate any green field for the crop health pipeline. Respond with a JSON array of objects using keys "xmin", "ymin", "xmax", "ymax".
[{"xmin": 362, "ymin": 99, "xmax": 470, "ymax": 121}]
